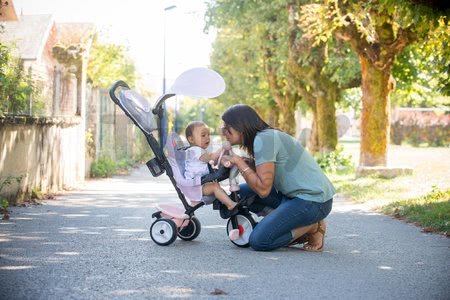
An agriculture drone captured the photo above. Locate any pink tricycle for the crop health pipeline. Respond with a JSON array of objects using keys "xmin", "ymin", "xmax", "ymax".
[{"xmin": 109, "ymin": 68, "xmax": 257, "ymax": 247}]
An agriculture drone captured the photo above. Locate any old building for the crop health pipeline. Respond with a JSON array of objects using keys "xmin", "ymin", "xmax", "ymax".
[{"xmin": 0, "ymin": 1, "xmax": 95, "ymax": 201}]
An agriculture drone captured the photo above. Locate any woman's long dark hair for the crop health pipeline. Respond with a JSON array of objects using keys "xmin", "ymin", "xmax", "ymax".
[{"xmin": 221, "ymin": 104, "xmax": 271, "ymax": 157}]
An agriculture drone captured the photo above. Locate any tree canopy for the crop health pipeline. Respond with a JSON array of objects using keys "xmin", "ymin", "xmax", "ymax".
[
  {"xmin": 87, "ymin": 34, "xmax": 136, "ymax": 88},
  {"xmin": 206, "ymin": 0, "xmax": 362, "ymax": 152},
  {"xmin": 299, "ymin": 0, "xmax": 449, "ymax": 166},
  {"xmin": 0, "ymin": 42, "xmax": 38, "ymax": 116},
  {"xmin": 205, "ymin": 0, "xmax": 449, "ymax": 161}
]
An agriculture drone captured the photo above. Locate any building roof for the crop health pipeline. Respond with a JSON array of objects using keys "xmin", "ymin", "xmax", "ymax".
[
  {"xmin": 0, "ymin": 14, "xmax": 54, "ymax": 60},
  {"xmin": 0, "ymin": 14, "xmax": 95, "ymax": 62},
  {"xmin": 55, "ymin": 23, "xmax": 95, "ymax": 47},
  {"xmin": 0, "ymin": 0, "xmax": 18, "ymax": 21}
]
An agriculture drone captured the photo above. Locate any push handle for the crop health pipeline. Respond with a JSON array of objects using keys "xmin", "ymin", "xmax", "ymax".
[{"xmin": 109, "ymin": 80, "xmax": 130, "ymax": 105}]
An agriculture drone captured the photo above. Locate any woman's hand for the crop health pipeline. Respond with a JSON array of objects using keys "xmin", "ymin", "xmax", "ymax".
[{"xmin": 221, "ymin": 152, "xmax": 238, "ymax": 168}]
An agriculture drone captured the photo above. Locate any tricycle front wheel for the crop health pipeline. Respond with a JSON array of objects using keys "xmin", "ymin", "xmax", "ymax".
[
  {"xmin": 226, "ymin": 214, "xmax": 256, "ymax": 248},
  {"xmin": 178, "ymin": 216, "xmax": 201, "ymax": 241}
]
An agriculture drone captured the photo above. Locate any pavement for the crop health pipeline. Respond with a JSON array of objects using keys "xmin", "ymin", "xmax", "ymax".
[{"xmin": 1, "ymin": 165, "xmax": 449, "ymax": 299}]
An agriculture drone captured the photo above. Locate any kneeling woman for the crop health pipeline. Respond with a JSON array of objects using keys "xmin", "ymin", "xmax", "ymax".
[{"xmin": 221, "ymin": 104, "xmax": 335, "ymax": 251}]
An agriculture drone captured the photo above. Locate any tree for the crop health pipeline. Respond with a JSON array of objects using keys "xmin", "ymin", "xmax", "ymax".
[
  {"xmin": 393, "ymin": 17, "xmax": 450, "ymax": 106},
  {"xmin": 206, "ymin": 1, "xmax": 290, "ymax": 130},
  {"xmin": 288, "ymin": 3, "xmax": 361, "ymax": 152},
  {"xmin": 300, "ymin": 0, "xmax": 449, "ymax": 166},
  {"xmin": 206, "ymin": 0, "xmax": 361, "ymax": 152},
  {"xmin": 209, "ymin": 28, "xmax": 277, "ymax": 125},
  {"xmin": 87, "ymin": 34, "xmax": 136, "ymax": 88},
  {"xmin": 0, "ymin": 42, "xmax": 37, "ymax": 116}
]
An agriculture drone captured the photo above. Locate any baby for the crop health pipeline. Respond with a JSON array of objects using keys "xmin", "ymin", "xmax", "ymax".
[{"xmin": 184, "ymin": 121, "xmax": 238, "ymax": 218}]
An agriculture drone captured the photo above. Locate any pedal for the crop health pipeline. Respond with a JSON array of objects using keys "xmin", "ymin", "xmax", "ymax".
[
  {"xmin": 228, "ymin": 229, "xmax": 240, "ymax": 241},
  {"xmin": 212, "ymin": 199, "xmax": 221, "ymax": 210}
]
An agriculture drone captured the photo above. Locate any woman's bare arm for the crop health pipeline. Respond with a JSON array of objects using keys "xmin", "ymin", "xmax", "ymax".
[{"xmin": 229, "ymin": 155, "xmax": 274, "ymax": 198}]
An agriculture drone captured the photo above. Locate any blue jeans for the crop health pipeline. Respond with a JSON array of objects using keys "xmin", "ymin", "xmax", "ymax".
[{"xmin": 239, "ymin": 184, "xmax": 333, "ymax": 251}]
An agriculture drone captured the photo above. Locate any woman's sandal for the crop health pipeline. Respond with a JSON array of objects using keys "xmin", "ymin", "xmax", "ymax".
[
  {"xmin": 288, "ymin": 234, "xmax": 309, "ymax": 246},
  {"xmin": 302, "ymin": 220, "xmax": 326, "ymax": 252}
]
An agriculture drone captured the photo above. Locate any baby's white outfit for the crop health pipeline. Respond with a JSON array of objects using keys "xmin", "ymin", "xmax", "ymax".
[{"xmin": 184, "ymin": 146, "xmax": 209, "ymax": 179}]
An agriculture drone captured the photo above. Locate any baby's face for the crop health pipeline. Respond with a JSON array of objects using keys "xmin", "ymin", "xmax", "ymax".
[{"xmin": 189, "ymin": 125, "xmax": 211, "ymax": 149}]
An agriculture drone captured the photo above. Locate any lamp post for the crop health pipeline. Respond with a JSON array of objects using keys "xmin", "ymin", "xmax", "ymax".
[
  {"xmin": 161, "ymin": 4, "xmax": 176, "ymax": 146},
  {"xmin": 174, "ymin": 95, "xmax": 178, "ymax": 133},
  {"xmin": 200, "ymin": 107, "xmax": 205, "ymax": 122}
]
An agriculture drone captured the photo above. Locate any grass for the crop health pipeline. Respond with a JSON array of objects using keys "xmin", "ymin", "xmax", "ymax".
[
  {"xmin": 383, "ymin": 187, "xmax": 450, "ymax": 233},
  {"xmin": 328, "ymin": 141, "xmax": 450, "ymax": 236}
]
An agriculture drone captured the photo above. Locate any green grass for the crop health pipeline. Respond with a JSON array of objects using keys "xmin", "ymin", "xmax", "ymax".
[
  {"xmin": 328, "ymin": 142, "xmax": 450, "ymax": 236},
  {"xmin": 383, "ymin": 188, "xmax": 450, "ymax": 234},
  {"xmin": 329, "ymin": 171, "xmax": 450, "ymax": 235}
]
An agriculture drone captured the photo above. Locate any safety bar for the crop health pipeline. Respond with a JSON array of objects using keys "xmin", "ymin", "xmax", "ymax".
[{"xmin": 152, "ymin": 93, "xmax": 176, "ymax": 118}]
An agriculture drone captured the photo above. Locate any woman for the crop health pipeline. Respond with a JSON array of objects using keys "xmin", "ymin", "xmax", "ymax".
[{"xmin": 221, "ymin": 104, "xmax": 335, "ymax": 251}]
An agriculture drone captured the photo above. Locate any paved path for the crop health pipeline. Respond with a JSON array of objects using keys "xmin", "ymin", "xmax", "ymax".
[{"xmin": 1, "ymin": 166, "xmax": 449, "ymax": 299}]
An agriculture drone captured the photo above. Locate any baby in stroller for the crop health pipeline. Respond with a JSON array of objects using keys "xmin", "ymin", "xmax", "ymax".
[{"xmin": 184, "ymin": 121, "xmax": 239, "ymax": 219}]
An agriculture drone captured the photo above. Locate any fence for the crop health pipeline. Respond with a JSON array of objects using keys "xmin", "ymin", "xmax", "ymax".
[{"xmin": 84, "ymin": 87, "xmax": 152, "ymax": 176}]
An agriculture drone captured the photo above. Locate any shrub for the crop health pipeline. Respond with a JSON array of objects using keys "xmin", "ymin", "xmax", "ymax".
[
  {"xmin": 391, "ymin": 110, "xmax": 450, "ymax": 147},
  {"xmin": 0, "ymin": 43, "xmax": 41, "ymax": 116},
  {"xmin": 91, "ymin": 156, "xmax": 118, "ymax": 178},
  {"xmin": 315, "ymin": 146, "xmax": 354, "ymax": 173}
]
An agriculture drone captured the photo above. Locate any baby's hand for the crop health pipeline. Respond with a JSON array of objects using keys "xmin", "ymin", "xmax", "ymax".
[{"xmin": 222, "ymin": 141, "xmax": 232, "ymax": 151}]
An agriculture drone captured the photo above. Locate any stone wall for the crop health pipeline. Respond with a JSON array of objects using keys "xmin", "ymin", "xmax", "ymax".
[{"xmin": 0, "ymin": 116, "xmax": 85, "ymax": 203}]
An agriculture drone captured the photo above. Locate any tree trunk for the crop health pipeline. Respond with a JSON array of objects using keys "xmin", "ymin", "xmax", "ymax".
[
  {"xmin": 278, "ymin": 107, "xmax": 296, "ymax": 134},
  {"xmin": 264, "ymin": 53, "xmax": 297, "ymax": 135},
  {"xmin": 287, "ymin": 4, "xmax": 338, "ymax": 152},
  {"xmin": 359, "ymin": 55, "xmax": 394, "ymax": 166},
  {"xmin": 316, "ymin": 86, "xmax": 337, "ymax": 153},
  {"xmin": 333, "ymin": 18, "xmax": 415, "ymax": 167},
  {"xmin": 264, "ymin": 108, "xmax": 279, "ymax": 128},
  {"xmin": 277, "ymin": 88, "xmax": 297, "ymax": 135},
  {"xmin": 309, "ymin": 107, "xmax": 320, "ymax": 152}
]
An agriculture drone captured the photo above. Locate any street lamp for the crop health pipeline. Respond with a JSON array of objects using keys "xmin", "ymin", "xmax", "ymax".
[
  {"xmin": 161, "ymin": 4, "xmax": 176, "ymax": 146},
  {"xmin": 174, "ymin": 95, "xmax": 179, "ymax": 133}
]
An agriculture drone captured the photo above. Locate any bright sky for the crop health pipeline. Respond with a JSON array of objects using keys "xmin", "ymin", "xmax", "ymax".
[{"xmin": 13, "ymin": 0, "xmax": 215, "ymax": 93}]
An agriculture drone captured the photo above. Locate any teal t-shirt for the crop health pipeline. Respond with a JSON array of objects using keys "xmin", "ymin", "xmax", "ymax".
[{"xmin": 254, "ymin": 129, "xmax": 336, "ymax": 203}]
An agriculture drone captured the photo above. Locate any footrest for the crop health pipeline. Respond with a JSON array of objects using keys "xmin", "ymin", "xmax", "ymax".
[
  {"xmin": 238, "ymin": 195, "xmax": 256, "ymax": 208},
  {"xmin": 157, "ymin": 204, "xmax": 189, "ymax": 220}
]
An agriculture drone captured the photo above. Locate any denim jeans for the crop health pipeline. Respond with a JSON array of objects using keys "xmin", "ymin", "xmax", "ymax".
[{"xmin": 239, "ymin": 183, "xmax": 333, "ymax": 251}]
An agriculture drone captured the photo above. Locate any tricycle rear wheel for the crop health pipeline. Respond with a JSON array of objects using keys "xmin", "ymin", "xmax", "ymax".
[{"xmin": 150, "ymin": 218, "xmax": 177, "ymax": 246}]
